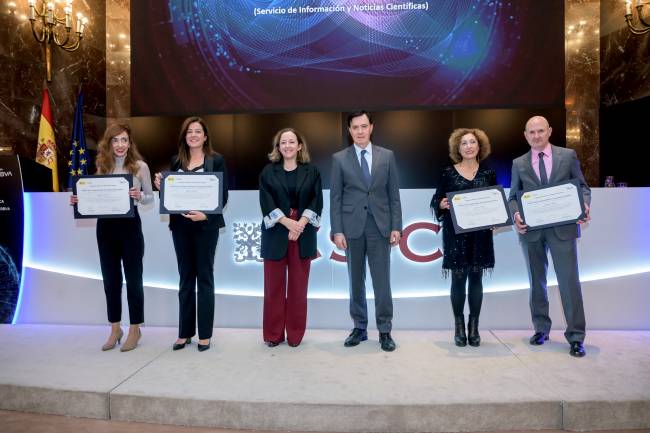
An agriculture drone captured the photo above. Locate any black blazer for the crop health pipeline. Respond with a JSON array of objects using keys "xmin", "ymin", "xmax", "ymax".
[
  {"xmin": 168, "ymin": 153, "xmax": 229, "ymax": 231},
  {"xmin": 259, "ymin": 162, "xmax": 323, "ymax": 260}
]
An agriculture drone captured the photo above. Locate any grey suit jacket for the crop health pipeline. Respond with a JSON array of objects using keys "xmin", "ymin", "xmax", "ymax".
[
  {"xmin": 508, "ymin": 145, "xmax": 591, "ymax": 242},
  {"xmin": 330, "ymin": 144, "xmax": 402, "ymax": 239}
]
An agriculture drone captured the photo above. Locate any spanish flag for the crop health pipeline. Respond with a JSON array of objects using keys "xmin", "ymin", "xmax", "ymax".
[{"xmin": 35, "ymin": 88, "xmax": 59, "ymax": 191}]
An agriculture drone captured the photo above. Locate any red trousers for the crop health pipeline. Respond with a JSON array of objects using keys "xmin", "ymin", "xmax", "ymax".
[{"xmin": 263, "ymin": 235, "xmax": 311, "ymax": 346}]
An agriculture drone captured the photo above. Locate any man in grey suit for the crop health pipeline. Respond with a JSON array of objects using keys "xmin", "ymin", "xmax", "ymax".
[
  {"xmin": 330, "ymin": 111, "xmax": 402, "ymax": 352},
  {"xmin": 508, "ymin": 116, "xmax": 591, "ymax": 357}
]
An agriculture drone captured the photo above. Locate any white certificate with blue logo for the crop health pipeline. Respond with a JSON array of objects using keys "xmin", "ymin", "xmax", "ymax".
[
  {"xmin": 160, "ymin": 172, "xmax": 223, "ymax": 214},
  {"xmin": 447, "ymin": 185, "xmax": 512, "ymax": 234},
  {"xmin": 73, "ymin": 175, "xmax": 134, "ymax": 219},
  {"xmin": 516, "ymin": 180, "xmax": 586, "ymax": 230}
]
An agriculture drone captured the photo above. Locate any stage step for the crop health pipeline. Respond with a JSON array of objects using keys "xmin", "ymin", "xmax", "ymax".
[{"xmin": 1, "ymin": 325, "xmax": 648, "ymax": 432}]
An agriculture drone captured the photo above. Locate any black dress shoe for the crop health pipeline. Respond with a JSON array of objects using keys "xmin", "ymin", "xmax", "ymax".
[
  {"xmin": 197, "ymin": 341, "xmax": 211, "ymax": 352},
  {"xmin": 172, "ymin": 338, "xmax": 191, "ymax": 351},
  {"xmin": 265, "ymin": 341, "xmax": 280, "ymax": 347},
  {"xmin": 529, "ymin": 332, "xmax": 549, "ymax": 345},
  {"xmin": 379, "ymin": 332, "xmax": 396, "ymax": 352},
  {"xmin": 344, "ymin": 328, "xmax": 368, "ymax": 347},
  {"xmin": 288, "ymin": 342, "xmax": 300, "ymax": 347},
  {"xmin": 569, "ymin": 341, "xmax": 586, "ymax": 357}
]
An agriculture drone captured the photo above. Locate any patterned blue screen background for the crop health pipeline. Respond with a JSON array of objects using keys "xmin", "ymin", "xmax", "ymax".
[{"xmin": 132, "ymin": 0, "xmax": 564, "ymax": 115}]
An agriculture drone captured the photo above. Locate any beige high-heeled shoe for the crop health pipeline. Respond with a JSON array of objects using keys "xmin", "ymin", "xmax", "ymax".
[
  {"xmin": 102, "ymin": 327, "xmax": 124, "ymax": 351},
  {"xmin": 120, "ymin": 327, "xmax": 141, "ymax": 352}
]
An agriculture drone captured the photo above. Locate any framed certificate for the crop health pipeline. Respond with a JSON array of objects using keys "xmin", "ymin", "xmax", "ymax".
[
  {"xmin": 73, "ymin": 174, "xmax": 134, "ymax": 219},
  {"xmin": 516, "ymin": 179, "xmax": 586, "ymax": 230},
  {"xmin": 447, "ymin": 185, "xmax": 513, "ymax": 234},
  {"xmin": 159, "ymin": 171, "xmax": 223, "ymax": 214}
]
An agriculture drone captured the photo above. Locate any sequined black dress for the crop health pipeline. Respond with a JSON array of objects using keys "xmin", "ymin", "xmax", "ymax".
[{"xmin": 430, "ymin": 165, "xmax": 496, "ymax": 274}]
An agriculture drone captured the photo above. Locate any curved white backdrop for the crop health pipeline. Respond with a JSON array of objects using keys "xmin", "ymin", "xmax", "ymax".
[{"xmin": 14, "ymin": 188, "xmax": 650, "ymax": 329}]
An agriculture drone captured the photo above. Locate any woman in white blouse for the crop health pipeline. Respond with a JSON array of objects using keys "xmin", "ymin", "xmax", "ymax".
[{"xmin": 70, "ymin": 124, "xmax": 153, "ymax": 351}]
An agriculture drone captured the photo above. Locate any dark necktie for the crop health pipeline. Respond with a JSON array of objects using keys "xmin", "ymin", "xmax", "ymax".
[
  {"xmin": 360, "ymin": 149, "xmax": 371, "ymax": 188},
  {"xmin": 538, "ymin": 151, "xmax": 549, "ymax": 185}
]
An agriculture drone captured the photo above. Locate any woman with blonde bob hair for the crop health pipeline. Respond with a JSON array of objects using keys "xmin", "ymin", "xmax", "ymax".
[
  {"xmin": 258, "ymin": 128, "xmax": 323, "ymax": 347},
  {"xmin": 430, "ymin": 128, "xmax": 496, "ymax": 348},
  {"xmin": 267, "ymin": 128, "xmax": 312, "ymax": 163},
  {"xmin": 70, "ymin": 123, "xmax": 153, "ymax": 352}
]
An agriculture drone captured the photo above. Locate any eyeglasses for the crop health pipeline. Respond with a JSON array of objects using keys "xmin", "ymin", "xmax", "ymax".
[{"xmin": 111, "ymin": 136, "xmax": 129, "ymax": 144}]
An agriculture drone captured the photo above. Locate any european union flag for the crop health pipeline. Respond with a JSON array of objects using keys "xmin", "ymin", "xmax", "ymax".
[{"xmin": 67, "ymin": 91, "xmax": 89, "ymax": 189}]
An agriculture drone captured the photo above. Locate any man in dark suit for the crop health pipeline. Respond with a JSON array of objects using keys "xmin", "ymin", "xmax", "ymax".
[
  {"xmin": 508, "ymin": 116, "xmax": 591, "ymax": 357},
  {"xmin": 330, "ymin": 111, "xmax": 402, "ymax": 352}
]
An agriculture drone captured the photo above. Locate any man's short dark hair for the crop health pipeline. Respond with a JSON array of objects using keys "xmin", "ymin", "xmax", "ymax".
[{"xmin": 347, "ymin": 110, "xmax": 373, "ymax": 126}]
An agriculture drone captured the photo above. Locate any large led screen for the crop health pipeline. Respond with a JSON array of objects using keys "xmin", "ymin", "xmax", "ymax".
[{"xmin": 132, "ymin": 0, "xmax": 564, "ymax": 115}]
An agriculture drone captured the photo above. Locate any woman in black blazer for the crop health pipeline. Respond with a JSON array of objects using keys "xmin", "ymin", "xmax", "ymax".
[
  {"xmin": 154, "ymin": 117, "xmax": 229, "ymax": 352},
  {"xmin": 259, "ymin": 128, "xmax": 323, "ymax": 347}
]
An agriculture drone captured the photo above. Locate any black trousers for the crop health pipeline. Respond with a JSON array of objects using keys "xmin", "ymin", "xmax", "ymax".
[
  {"xmin": 171, "ymin": 223, "xmax": 219, "ymax": 340},
  {"xmin": 96, "ymin": 209, "xmax": 145, "ymax": 325}
]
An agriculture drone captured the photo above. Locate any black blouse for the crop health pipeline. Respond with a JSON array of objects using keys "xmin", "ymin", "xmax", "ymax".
[
  {"xmin": 284, "ymin": 168, "xmax": 298, "ymax": 209},
  {"xmin": 430, "ymin": 165, "xmax": 497, "ymax": 274}
]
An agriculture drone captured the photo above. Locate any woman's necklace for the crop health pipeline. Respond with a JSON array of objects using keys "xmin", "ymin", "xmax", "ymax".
[{"xmin": 457, "ymin": 162, "xmax": 478, "ymax": 178}]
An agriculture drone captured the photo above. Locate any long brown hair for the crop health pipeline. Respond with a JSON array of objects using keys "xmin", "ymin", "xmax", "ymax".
[
  {"xmin": 95, "ymin": 123, "xmax": 143, "ymax": 175},
  {"xmin": 177, "ymin": 116, "xmax": 215, "ymax": 169},
  {"xmin": 268, "ymin": 128, "xmax": 311, "ymax": 163}
]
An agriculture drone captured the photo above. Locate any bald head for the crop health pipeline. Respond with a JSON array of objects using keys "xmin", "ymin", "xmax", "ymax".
[
  {"xmin": 525, "ymin": 116, "xmax": 550, "ymax": 131},
  {"xmin": 524, "ymin": 116, "xmax": 552, "ymax": 151}
]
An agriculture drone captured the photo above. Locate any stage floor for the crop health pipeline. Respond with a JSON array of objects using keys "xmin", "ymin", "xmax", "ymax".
[{"xmin": 0, "ymin": 325, "xmax": 648, "ymax": 432}]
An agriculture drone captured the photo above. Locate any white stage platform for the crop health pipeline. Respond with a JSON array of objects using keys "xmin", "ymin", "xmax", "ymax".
[
  {"xmin": 15, "ymin": 188, "xmax": 650, "ymax": 330},
  {"xmin": 1, "ymin": 325, "xmax": 649, "ymax": 432}
]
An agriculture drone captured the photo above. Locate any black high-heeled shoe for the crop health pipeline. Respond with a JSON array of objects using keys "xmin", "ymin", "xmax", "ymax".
[
  {"xmin": 172, "ymin": 338, "xmax": 191, "ymax": 351},
  {"xmin": 197, "ymin": 340, "xmax": 211, "ymax": 352}
]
